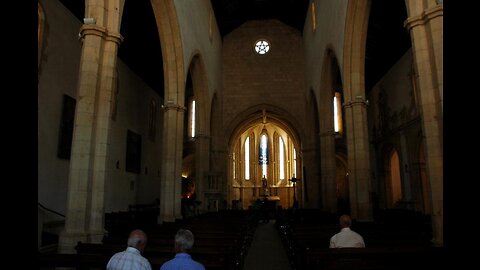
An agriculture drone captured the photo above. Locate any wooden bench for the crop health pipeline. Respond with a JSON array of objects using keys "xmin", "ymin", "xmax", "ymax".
[
  {"xmin": 76, "ymin": 242, "xmax": 238, "ymax": 269},
  {"xmin": 303, "ymin": 246, "xmax": 445, "ymax": 270},
  {"xmin": 38, "ymin": 253, "xmax": 108, "ymax": 270}
]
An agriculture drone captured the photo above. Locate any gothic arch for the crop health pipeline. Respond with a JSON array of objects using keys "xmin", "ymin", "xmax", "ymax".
[
  {"xmin": 380, "ymin": 144, "xmax": 403, "ymax": 208},
  {"xmin": 150, "ymin": 0, "xmax": 185, "ymax": 104},
  {"xmin": 227, "ymin": 105, "xmax": 303, "ymax": 208},
  {"xmin": 226, "ymin": 105, "xmax": 302, "ymax": 152},
  {"xmin": 186, "ymin": 52, "xmax": 211, "ymax": 207},
  {"xmin": 38, "ymin": 2, "xmax": 46, "ymax": 68},
  {"xmin": 303, "ymin": 89, "xmax": 321, "ymax": 208},
  {"xmin": 188, "ymin": 52, "xmax": 210, "ymax": 136},
  {"xmin": 318, "ymin": 47, "xmax": 341, "ymax": 213}
]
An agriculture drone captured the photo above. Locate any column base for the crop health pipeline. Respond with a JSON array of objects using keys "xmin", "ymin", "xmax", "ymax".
[{"xmin": 58, "ymin": 231, "xmax": 88, "ymax": 254}]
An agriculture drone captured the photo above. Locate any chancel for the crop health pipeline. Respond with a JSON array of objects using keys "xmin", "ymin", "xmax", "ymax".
[{"xmin": 38, "ymin": 0, "xmax": 444, "ymax": 269}]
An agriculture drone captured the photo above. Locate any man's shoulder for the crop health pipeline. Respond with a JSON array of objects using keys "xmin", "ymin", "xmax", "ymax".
[{"xmin": 193, "ymin": 260, "xmax": 206, "ymax": 270}]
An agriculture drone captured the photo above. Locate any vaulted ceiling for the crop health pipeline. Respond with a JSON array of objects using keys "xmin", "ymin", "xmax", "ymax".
[{"xmin": 57, "ymin": 0, "xmax": 410, "ymax": 98}]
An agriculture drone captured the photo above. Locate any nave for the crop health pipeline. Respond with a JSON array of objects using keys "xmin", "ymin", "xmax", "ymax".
[{"xmin": 38, "ymin": 207, "xmax": 444, "ymax": 270}]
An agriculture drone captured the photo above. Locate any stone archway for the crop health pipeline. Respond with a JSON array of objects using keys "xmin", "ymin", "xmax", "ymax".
[{"xmin": 227, "ymin": 107, "xmax": 303, "ymax": 210}]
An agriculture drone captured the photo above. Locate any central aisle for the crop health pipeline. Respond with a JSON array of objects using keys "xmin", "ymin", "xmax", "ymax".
[{"xmin": 243, "ymin": 220, "xmax": 292, "ymax": 270}]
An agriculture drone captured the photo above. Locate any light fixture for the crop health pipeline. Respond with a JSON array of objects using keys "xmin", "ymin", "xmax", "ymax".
[{"xmin": 83, "ymin": 18, "xmax": 96, "ymax": 25}]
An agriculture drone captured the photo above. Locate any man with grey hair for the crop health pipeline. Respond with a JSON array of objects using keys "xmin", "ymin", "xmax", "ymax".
[
  {"xmin": 160, "ymin": 229, "xmax": 206, "ymax": 270},
  {"xmin": 107, "ymin": 229, "xmax": 152, "ymax": 270},
  {"xmin": 329, "ymin": 214, "xmax": 365, "ymax": 248}
]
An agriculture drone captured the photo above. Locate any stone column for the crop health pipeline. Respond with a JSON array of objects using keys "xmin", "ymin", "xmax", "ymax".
[
  {"xmin": 301, "ymin": 148, "xmax": 320, "ymax": 208},
  {"xmin": 159, "ymin": 102, "xmax": 186, "ymax": 222},
  {"xmin": 404, "ymin": 4, "xmax": 443, "ymax": 246},
  {"xmin": 195, "ymin": 133, "xmax": 211, "ymax": 213},
  {"xmin": 319, "ymin": 130, "xmax": 337, "ymax": 213},
  {"xmin": 59, "ymin": 24, "xmax": 122, "ymax": 253},
  {"xmin": 344, "ymin": 96, "xmax": 372, "ymax": 221}
]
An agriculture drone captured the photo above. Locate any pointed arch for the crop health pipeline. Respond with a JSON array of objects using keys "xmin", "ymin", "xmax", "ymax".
[
  {"xmin": 318, "ymin": 47, "xmax": 341, "ymax": 213},
  {"xmin": 389, "ymin": 149, "xmax": 402, "ymax": 207},
  {"xmin": 304, "ymin": 89, "xmax": 321, "ymax": 208},
  {"xmin": 227, "ymin": 106, "xmax": 303, "ymax": 209},
  {"xmin": 38, "ymin": 2, "xmax": 46, "ymax": 68},
  {"xmin": 150, "ymin": 0, "xmax": 185, "ymax": 104},
  {"xmin": 188, "ymin": 52, "xmax": 210, "ymax": 137}
]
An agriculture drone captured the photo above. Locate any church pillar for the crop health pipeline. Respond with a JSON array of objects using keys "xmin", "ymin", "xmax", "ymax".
[
  {"xmin": 399, "ymin": 131, "xmax": 413, "ymax": 206},
  {"xmin": 404, "ymin": 2, "xmax": 443, "ymax": 246},
  {"xmin": 301, "ymin": 148, "xmax": 320, "ymax": 208},
  {"xmin": 159, "ymin": 103, "xmax": 186, "ymax": 222},
  {"xmin": 195, "ymin": 133, "xmax": 211, "ymax": 213},
  {"xmin": 319, "ymin": 131, "xmax": 337, "ymax": 213},
  {"xmin": 59, "ymin": 23, "xmax": 123, "ymax": 253},
  {"xmin": 344, "ymin": 97, "xmax": 373, "ymax": 221}
]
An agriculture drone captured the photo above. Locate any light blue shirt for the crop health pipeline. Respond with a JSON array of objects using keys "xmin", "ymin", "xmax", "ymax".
[
  {"xmin": 160, "ymin": 253, "xmax": 206, "ymax": 270},
  {"xmin": 107, "ymin": 246, "xmax": 152, "ymax": 270}
]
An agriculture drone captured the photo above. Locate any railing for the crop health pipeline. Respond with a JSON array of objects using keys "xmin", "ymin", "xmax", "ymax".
[{"xmin": 38, "ymin": 202, "xmax": 65, "ymax": 218}]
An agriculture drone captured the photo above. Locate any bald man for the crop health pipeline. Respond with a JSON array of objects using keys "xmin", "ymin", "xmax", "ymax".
[
  {"xmin": 329, "ymin": 214, "xmax": 365, "ymax": 248},
  {"xmin": 107, "ymin": 229, "xmax": 152, "ymax": 270}
]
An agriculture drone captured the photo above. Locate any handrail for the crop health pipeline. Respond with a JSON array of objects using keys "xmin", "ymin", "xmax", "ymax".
[{"xmin": 38, "ymin": 202, "xmax": 65, "ymax": 218}]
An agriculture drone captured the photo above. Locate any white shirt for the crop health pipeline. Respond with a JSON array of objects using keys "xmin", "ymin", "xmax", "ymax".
[
  {"xmin": 329, "ymin": 227, "xmax": 365, "ymax": 248},
  {"xmin": 106, "ymin": 246, "xmax": 152, "ymax": 270}
]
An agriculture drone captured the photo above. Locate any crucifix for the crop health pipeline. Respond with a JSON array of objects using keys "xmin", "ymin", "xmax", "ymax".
[{"xmin": 289, "ymin": 174, "xmax": 300, "ymax": 208}]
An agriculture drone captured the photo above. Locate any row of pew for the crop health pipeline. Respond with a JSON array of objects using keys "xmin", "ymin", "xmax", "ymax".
[
  {"xmin": 39, "ymin": 209, "xmax": 258, "ymax": 270},
  {"xmin": 275, "ymin": 208, "xmax": 445, "ymax": 270}
]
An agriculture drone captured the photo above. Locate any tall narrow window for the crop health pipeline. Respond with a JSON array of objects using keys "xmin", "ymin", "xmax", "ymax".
[
  {"xmin": 259, "ymin": 129, "xmax": 268, "ymax": 178},
  {"xmin": 279, "ymin": 137, "xmax": 285, "ymax": 180},
  {"xmin": 244, "ymin": 137, "xmax": 250, "ymax": 180},
  {"xmin": 334, "ymin": 92, "xmax": 343, "ymax": 134},
  {"xmin": 189, "ymin": 99, "xmax": 196, "ymax": 138},
  {"xmin": 293, "ymin": 148, "xmax": 297, "ymax": 178},
  {"xmin": 233, "ymin": 152, "xmax": 236, "ymax": 179}
]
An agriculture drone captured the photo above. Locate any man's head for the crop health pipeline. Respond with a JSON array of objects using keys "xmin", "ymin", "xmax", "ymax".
[
  {"xmin": 339, "ymin": 214, "xmax": 352, "ymax": 229},
  {"xmin": 174, "ymin": 229, "xmax": 194, "ymax": 253},
  {"xmin": 127, "ymin": 229, "xmax": 148, "ymax": 253}
]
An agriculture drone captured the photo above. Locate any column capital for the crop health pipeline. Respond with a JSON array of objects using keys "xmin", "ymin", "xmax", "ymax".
[
  {"xmin": 79, "ymin": 25, "xmax": 124, "ymax": 45},
  {"xmin": 162, "ymin": 103, "xmax": 187, "ymax": 112},
  {"xmin": 404, "ymin": 5, "xmax": 443, "ymax": 31},
  {"xmin": 343, "ymin": 96, "xmax": 368, "ymax": 109}
]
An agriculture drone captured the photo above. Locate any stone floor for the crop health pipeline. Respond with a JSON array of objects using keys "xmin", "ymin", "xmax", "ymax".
[{"xmin": 243, "ymin": 220, "xmax": 292, "ymax": 270}]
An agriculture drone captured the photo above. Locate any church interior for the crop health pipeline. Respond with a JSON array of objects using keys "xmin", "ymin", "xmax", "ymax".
[{"xmin": 38, "ymin": 0, "xmax": 444, "ymax": 269}]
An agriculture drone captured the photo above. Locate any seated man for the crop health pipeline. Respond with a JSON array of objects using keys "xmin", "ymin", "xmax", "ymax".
[
  {"xmin": 329, "ymin": 214, "xmax": 365, "ymax": 248},
  {"xmin": 160, "ymin": 229, "xmax": 205, "ymax": 270},
  {"xmin": 106, "ymin": 229, "xmax": 152, "ymax": 270}
]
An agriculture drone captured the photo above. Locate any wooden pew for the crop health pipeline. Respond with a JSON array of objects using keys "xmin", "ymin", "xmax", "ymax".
[
  {"xmin": 303, "ymin": 246, "xmax": 445, "ymax": 270},
  {"xmin": 38, "ymin": 252, "xmax": 108, "ymax": 270},
  {"xmin": 76, "ymin": 242, "xmax": 237, "ymax": 270}
]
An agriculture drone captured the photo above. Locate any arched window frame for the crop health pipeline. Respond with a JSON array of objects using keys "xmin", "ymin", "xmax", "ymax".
[
  {"xmin": 279, "ymin": 136, "xmax": 285, "ymax": 180},
  {"xmin": 188, "ymin": 98, "xmax": 196, "ymax": 138},
  {"xmin": 244, "ymin": 136, "xmax": 250, "ymax": 180},
  {"xmin": 334, "ymin": 91, "xmax": 343, "ymax": 135},
  {"xmin": 259, "ymin": 128, "xmax": 268, "ymax": 179}
]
